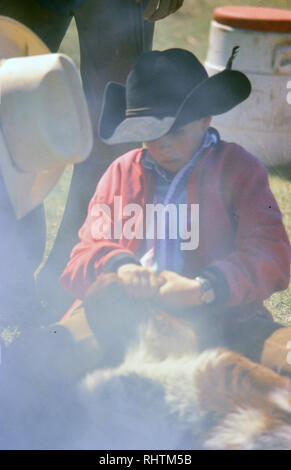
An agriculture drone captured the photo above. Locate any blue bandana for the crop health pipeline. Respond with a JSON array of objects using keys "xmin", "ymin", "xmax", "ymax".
[{"xmin": 140, "ymin": 128, "xmax": 218, "ymax": 274}]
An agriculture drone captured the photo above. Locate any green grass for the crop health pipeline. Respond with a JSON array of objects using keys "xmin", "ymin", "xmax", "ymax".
[
  {"xmin": 265, "ymin": 163, "xmax": 291, "ymax": 323},
  {"xmin": 44, "ymin": 0, "xmax": 291, "ymax": 325}
]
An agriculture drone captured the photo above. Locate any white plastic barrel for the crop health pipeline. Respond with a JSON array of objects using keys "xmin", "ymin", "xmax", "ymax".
[{"xmin": 205, "ymin": 6, "xmax": 291, "ymax": 166}]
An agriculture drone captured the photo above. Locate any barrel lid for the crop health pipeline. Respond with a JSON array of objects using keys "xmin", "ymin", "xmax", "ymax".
[{"xmin": 214, "ymin": 6, "xmax": 291, "ymax": 33}]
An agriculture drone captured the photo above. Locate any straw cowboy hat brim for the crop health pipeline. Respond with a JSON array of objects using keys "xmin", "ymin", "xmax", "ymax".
[
  {"xmin": 0, "ymin": 15, "xmax": 51, "ymax": 58},
  {"xmin": 0, "ymin": 17, "xmax": 93, "ymax": 219},
  {"xmin": 99, "ymin": 48, "xmax": 251, "ymax": 145}
]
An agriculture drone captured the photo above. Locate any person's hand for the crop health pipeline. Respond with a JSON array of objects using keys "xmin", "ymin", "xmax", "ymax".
[
  {"xmin": 136, "ymin": 0, "xmax": 184, "ymax": 22},
  {"xmin": 157, "ymin": 270, "xmax": 203, "ymax": 308},
  {"xmin": 117, "ymin": 263, "xmax": 164, "ymax": 298}
]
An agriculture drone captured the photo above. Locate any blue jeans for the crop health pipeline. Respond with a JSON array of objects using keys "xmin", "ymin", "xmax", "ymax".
[{"xmin": 0, "ymin": 0, "xmax": 154, "ymax": 316}]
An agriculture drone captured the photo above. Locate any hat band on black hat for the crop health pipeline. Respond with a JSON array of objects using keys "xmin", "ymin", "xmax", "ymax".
[
  {"xmin": 125, "ymin": 104, "xmax": 179, "ymax": 118},
  {"xmin": 125, "ymin": 107, "xmax": 152, "ymax": 117}
]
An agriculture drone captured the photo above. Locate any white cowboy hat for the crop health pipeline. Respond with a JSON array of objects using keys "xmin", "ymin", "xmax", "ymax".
[{"xmin": 0, "ymin": 16, "xmax": 93, "ymax": 219}]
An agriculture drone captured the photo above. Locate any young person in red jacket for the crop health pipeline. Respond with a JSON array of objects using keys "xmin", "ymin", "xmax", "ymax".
[{"xmin": 60, "ymin": 48, "xmax": 291, "ymax": 360}]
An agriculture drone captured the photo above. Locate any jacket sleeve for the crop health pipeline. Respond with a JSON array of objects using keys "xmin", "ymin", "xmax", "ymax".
[
  {"xmin": 59, "ymin": 161, "xmax": 138, "ymax": 299},
  {"xmin": 205, "ymin": 150, "xmax": 291, "ymax": 307}
]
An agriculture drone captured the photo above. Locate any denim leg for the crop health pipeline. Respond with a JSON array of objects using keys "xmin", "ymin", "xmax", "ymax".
[
  {"xmin": 38, "ymin": 0, "xmax": 154, "ymax": 314},
  {"xmin": 73, "ymin": 0, "xmax": 154, "ymax": 173},
  {"xmin": 220, "ymin": 316, "xmax": 283, "ymax": 363},
  {"xmin": 191, "ymin": 308, "xmax": 283, "ymax": 364},
  {"xmin": 0, "ymin": 177, "xmax": 46, "ymax": 326}
]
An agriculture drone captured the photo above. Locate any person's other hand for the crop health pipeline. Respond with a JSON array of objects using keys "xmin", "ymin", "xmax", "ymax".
[
  {"xmin": 136, "ymin": 0, "xmax": 184, "ymax": 22},
  {"xmin": 157, "ymin": 270, "xmax": 202, "ymax": 308},
  {"xmin": 117, "ymin": 263, "xmax": 164, "ymax": 298}
]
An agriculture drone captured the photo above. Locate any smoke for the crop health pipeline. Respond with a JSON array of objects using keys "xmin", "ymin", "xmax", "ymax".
[
  {"xmin": 1, "ymin": 316, "xmax": 291, "ymax": 450},
  {"xmin": 0, "ymin": 281, "xmax": 291, "ymax": 450},
  {"xmin": 0, "ymin": 314, "xmax": 202, "ymax": 450}
]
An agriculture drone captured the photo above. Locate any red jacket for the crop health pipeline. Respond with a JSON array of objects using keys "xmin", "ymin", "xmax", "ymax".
[{"xmin": 60, "ymin": 140, "xmax": 290, "ymax": 319}]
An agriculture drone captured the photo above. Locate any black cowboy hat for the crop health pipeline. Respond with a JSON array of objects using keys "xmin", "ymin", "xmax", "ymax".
[{"xmin": 99, "ymin": 48, "xmax": 251, "ymax": 144}]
